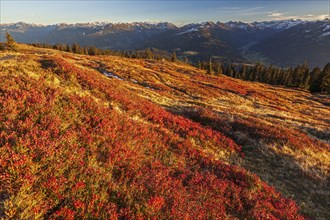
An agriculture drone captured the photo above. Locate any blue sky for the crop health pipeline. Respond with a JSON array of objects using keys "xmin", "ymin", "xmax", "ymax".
[{"xmin": 1, "ymin": 1, "xmax": 329, "ymax": 26}]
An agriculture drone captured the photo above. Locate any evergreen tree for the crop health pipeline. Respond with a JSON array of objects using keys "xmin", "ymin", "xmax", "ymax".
[
  {"xmin": 72, "ymin": 43, "xmax": 79, "ymax": 54},
  {"xmin": 5, "ymin": 32, "xmax": 17, "ymax": 51},
  {"xmin": 309, "ymin": 67, "xmax": 322, "ymax": 92},
  {"xmin": 218, "ymin": 63, "xmax": 223, "ymax": 75},
  {"xmin": 231, "ymin": 64, "xmax": 237, "ymax": 78},
  {"xmin": 225, "ymin": 65, "xmax": 233, "ymax": 77},
  {"xmin": 301, "ymin": 63, "xmax": 310, "ymax": 89},
  {"xmin": 239, "ymin": 66, "xmax": 247, "ymax": 80},
  {"xmin": 65, "ymin": 44, "xmax": 72, "ymax": 53},
  {"xmin": 84, "ymin": 47, "xmax": 89, "ymax": 55},
  {"xmin": 301, "ymin": 70, "xmax": 311, "ymax": 90},
  {"xmin": 171, "ymin": 52, "xmax": 178, "ymax": 62},
  {"xmin": 88, "ymin": 46, "xmax": 98, "ymax": 55},
  {"xmin": 265, "ymin": 66, "xmax": 274, "ymax": 83},
  {"xmin": 320, "ymin": 63, "xmax": 330, "ymax": 93},
  {"xmin": 53, "ymin": 44, "xmax": 58, "ymax": 50},
  {"xmin": 251, "ymin": 63, "xmax": 262, "ymax": 81},
  {"xmin": 197, "ymin": 60, "xmax": 201, "ymax": 69},
  {"xmin": 287, "ymin": 68, "xmax": 294, "ymax": 86},
  {"xmin": 276, "ymin": 68, "xmax": 285, "ymax": 85},
  {"xmin": 292, "ymin": 63, "xmax": 309, "ymax": 88},
  {"xmin": 201, "ymin": 61, "xmax": 206, "ymax": 70},
  {"xmin": 145, "ymin": 48, "xmax": 153, "ymax": 59},
  {"xmin": 214, "ymin": 62, "xmax": 223, "ymax": 75},
  {"xmin": 245, "ymin": 67, "xmax": 252, "ymax": 81},
  {"xmin": 207, "ymin": 59, "xmax": 213, "ymax": 75}
]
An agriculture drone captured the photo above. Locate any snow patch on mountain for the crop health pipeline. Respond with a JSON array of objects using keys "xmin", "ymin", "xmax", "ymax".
[
  {"xmin": 323, "ymin": 24, "xmax": 330, "ymax": 32},
  {"xmin": 177, "ymin": 27, "xmax": 198, "ymax": 35},
  {"xmin": 2, "ymin": 19, "xmax": 328, "ymax": 34},
  {"xmin": 320, "ymin": 31, "xmax": 330, "ymax": 37},
  {"xmin": 252, "ymin": 20, "xmax": 305, "ymax": 30}
]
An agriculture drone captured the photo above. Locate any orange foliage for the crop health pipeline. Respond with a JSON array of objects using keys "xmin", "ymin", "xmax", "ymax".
[{"xmin": 0, "ymin": 49, "xmax": 308, "ymax": 219}]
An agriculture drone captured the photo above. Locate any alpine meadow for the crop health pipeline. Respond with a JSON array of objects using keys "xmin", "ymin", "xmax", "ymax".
[{"xmin": 0, "ymin": 1, "xmax": 329, "ymax": 220}]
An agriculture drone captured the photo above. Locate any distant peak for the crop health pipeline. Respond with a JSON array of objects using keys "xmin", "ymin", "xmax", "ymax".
[{"xmin": 1, "ymin": 19, "xmax": 328, "ymax": 30}]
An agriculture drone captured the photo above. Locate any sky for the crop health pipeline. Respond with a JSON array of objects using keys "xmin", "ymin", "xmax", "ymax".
[{"xmin": 1, "ymin": 0, "xmax": 329, "ymax": 26}]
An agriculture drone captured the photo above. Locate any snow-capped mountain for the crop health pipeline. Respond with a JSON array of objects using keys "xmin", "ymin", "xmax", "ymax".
[
  {"xmin": 1, "ymin": 19, "xmax": 329, "ymax": 67},
  {"xmin": 174, "ymin": 19, "xmax": 310, "ymax": 32}
]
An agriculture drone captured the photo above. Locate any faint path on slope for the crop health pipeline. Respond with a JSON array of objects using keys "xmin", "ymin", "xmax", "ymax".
[
  {"xmin": 0, "ymin": 55, "xmax": 16, "ymax": 62},
  {"xmin": 177, "ymin": 105, "xmax": 330, "ymax": 220},
  {"xmin": 240, "ymin": 142, "xmax": 330, "ymax": 220}
]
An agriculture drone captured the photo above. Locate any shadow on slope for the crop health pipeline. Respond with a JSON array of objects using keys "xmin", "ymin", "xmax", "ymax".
[{"xmin": 173, "ymin": 107, "xmax": 330, "ymax": 219}]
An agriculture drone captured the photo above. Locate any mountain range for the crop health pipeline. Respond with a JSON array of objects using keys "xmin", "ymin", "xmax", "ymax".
[{"xmin": 1, "ymin": 19, "xmax": 329, "ymax": 67}]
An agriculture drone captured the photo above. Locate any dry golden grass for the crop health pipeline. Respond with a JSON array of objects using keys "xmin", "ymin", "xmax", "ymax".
[
  {"xmin": 64, "ymin": 49, "xmax": 330, "ymax": 178},
  {"xmin": 1, "ymin": 44, "xmax": 329, "ymax": 219},
  {"xmin": 10, "ymin": 45, "xmax": 330, "ymax": 167}
]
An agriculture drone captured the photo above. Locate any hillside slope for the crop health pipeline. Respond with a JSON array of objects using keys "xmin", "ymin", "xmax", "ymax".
[{"xmin": 0, "ymin": 45, "xmax": 329, "ymax": 219}]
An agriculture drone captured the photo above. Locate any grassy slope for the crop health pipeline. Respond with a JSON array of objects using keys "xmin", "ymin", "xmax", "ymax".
[
  {"xmin": 0, "ymin": 44, "xmax": 329, "ymax": 219},
  {"xmin": 88, "ymin": 47, "xmax": 330, "ymax": 219}
]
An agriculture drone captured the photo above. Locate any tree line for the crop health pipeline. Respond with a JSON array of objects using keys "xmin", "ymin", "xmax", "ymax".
[
  {"xmin": 27, "ymin": 42, "xmax": 330, "ymax": 93},
  {"xmin": 196, "ymin": 60, "xmax": 330, "ymax": 93},
  {"xmin": 2, "ymin": 33, "xmax": 328, "ymax": 94},
  {"xmin": 29, "ymin": 42, "xmax": 182, "ymax": 61}
]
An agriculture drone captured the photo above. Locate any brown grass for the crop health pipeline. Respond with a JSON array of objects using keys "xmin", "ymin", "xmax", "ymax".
[{"xmin": 1, "ymin": 44, "xmax": 329, "ymax": 219}]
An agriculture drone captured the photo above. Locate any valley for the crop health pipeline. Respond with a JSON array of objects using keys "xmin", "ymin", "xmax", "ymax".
[
  {"xmin": 240, "ymin": 41, "xmax": 270, "ymax": 65},
  {"xmin": 1, "ymin": 19, "xmax": 329, "ymax": 68}
]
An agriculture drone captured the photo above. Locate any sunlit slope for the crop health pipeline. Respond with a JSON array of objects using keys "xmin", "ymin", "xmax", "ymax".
[
  {"xmin": 1, "ymin": 44, "xmax": 328, "ymax": 219},
  {"xmin": 88, "ymin": 50, "xmax": 330, "ymax": 219},
  {"xmin": 74, "ymin": 46, "xmax": 329, "ymax": 179}
]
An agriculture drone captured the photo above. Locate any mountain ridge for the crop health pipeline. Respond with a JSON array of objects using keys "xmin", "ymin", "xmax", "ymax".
[
  {"xmin": 2, "ymin": 18, "xmax": 328, "ymax": 29},
  {"xmin": 1, "ymin": 19, "xmax": 329, "ymax": 67}
]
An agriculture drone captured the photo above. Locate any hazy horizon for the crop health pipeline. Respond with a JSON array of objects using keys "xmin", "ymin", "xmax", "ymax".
[
  {"xmin": 1, "ymin": 0, "xmax": 329, "ymax": 26},
  {"xmin": 2, "ymin": 17, "xmax": 329, "ymax": 27}
]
